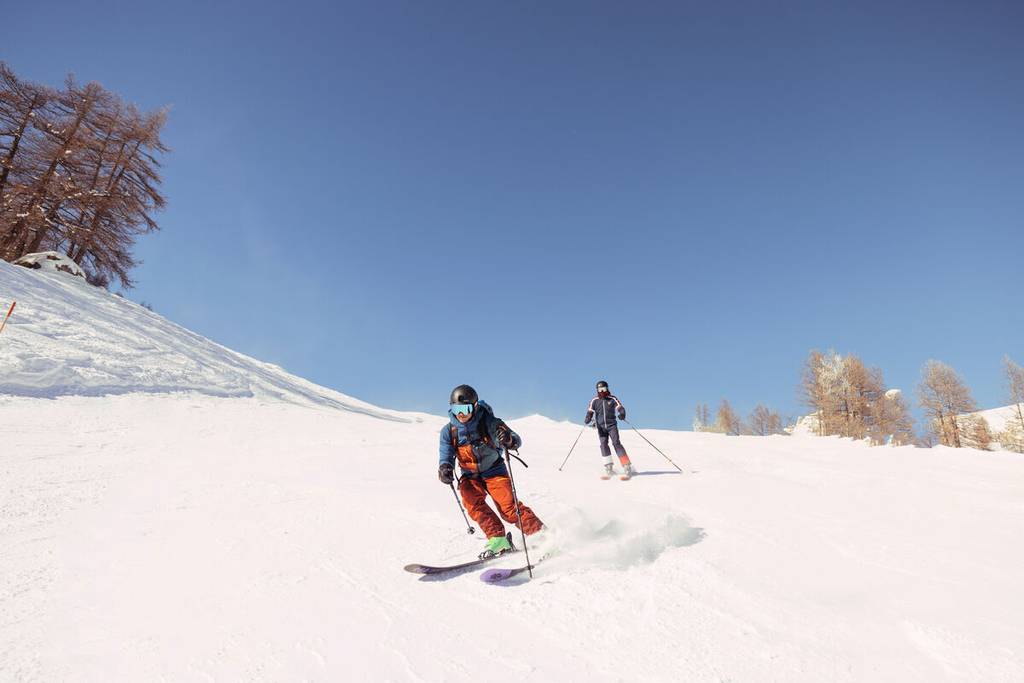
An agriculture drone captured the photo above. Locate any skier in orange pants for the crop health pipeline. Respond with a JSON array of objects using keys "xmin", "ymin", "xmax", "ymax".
[{"xmin": 438, "ymin": 385, "xmax": 544, "ymax": 558}]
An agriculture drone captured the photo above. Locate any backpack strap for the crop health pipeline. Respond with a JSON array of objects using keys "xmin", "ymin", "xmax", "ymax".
[
  {"xmin": 450, "ymin": 415, "xmax": 494, "ymax": 448},
  {"xmin": 479, "ymin": 415, "xmax": 494, "ymax": 447}
]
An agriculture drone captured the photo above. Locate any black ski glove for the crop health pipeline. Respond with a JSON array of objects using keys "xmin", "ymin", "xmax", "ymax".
[
  {"xmin": 496, "ymin": 424, "xmax": 518, "ymax": 449},
  {"xmin": 584, "ymin": 415, "xmax": 592, "ymax": 425},
  {"xmin": 617, "ymin": 409, "xmax": 626, "ymax": 421},
  {"xmin": 438, "ymin": 462, "xmax": 454, "ymax": 485}
]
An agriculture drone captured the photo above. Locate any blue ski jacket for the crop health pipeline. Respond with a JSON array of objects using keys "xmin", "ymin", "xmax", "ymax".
[{"xmin": 438, "ymin": 400, "xmax": 521, "ymax": 479}]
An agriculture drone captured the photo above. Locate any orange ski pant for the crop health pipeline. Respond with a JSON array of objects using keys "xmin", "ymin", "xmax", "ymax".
[{"xmin": 458, "ymin": 474, "xmax": 544, "ymax": 538}]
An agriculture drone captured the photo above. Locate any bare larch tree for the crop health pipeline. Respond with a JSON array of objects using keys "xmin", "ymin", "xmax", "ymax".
[
  {"xmin": 0, "ymin": 62, "xmax": 168, "ymax": 287},
  {"xmin": 713, "ymin": 399, "xmax": 744, "ymax": 436},
  {"xmin": 917, "ymin": 360, "xmax": 977, "ymax": 448},
  {"xmin": 748, "ymin": 404, "xmax": 783, "ymax": 436},
  {"xmin": 998, "ymin": 356, "xmax": 1024, "ymax": 453}
]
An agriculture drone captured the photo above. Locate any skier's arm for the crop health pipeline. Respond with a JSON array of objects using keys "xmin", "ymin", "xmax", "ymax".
[
  {"xmin": 584, "ymin": 398, "xmax": 596, "ymax": 424},
  {"xmin": 614, "ymin": 397, "xmax": 626, "ymax": 421},
  {"xmin": 439, "ymin": 426, "xmax": 456, "ymax": 467}
]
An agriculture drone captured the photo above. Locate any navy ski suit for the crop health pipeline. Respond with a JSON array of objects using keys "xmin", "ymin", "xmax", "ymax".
[{"xmin": 584, "ymin": 394, "xmax": 630, "ymax": 462}]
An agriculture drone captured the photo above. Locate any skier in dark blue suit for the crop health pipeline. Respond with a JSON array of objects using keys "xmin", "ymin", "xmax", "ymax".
[{"xmin": 584, "ymin": 380, "xmax": 635, "ymax": 478}]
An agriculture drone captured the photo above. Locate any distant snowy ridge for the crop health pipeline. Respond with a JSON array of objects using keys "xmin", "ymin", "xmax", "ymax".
[
  {"xmin": 0, "ymin": 257, "xmax": 419, "ymax": 422},
  {"xmin": 965, "ymin": 403, "xmax": 1024, "ymax": 436}
]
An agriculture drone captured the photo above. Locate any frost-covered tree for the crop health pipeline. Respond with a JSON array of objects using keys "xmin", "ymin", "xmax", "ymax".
[
  {"xmin": 693, "ymin": 403, "xmax": 711, "ymax": 432},
  {"xmin": 800, "ymin": 349, "xmax": 886, "ymax": 440},
  {"xmin": 917, "ymin": 360, "xmax": 976, "ymax": 448},
  {"xmin": 801, "ymin": 350, "xmax": 835, "ymax": 436}
]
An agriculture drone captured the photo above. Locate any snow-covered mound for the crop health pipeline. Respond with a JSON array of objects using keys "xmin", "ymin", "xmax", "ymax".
[
  {"xmin": 2, "ymin": 257, "xmax": 1023, "ymax": 681},
  {"xmin": 12, "ymin": 251, "xmax": 87, "ymax": 280},
  {"xmin": 0, "ymin": 258, "xmax": 416, "ymax": 421},
  {"xmin": 786, "ymin": 411, "xmax": 820, "ymax": 436}
]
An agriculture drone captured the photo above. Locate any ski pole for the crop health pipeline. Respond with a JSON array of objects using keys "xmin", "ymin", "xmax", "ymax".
[
  {"xmin": 504, "ymin": 448, "xmax": 533, "ymax": 578},
  {"xmin": 449, "ymin": 479, "xmax": 475, "ymax": 535},
  {"xmin": 623, "ymin": 419, "xmax": 683, "ymax": 472},
  {"xmin": 558, "ymin": 425, "xmax": 587, "ymax": 471},
  {"xmin": 0, "ymin": 300, "xmax": 14, "ymax": 336}
]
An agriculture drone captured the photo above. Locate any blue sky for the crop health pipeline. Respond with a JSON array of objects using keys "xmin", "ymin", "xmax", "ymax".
[{"xmin": 5, "ymin": 1, "xmax": 1023, "ymax": 428}]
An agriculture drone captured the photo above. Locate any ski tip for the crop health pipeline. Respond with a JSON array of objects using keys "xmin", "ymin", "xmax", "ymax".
[
  {"xmin": 480, "ymin": 567, "xmax": 515, "ymax": 583},
  {"xmin": 404, "ymin": 564, "xmax": 431, "ymax": 574},
  {"xmin": 480, "ymin": 565, "xmax": 534, "ymax": 584}
]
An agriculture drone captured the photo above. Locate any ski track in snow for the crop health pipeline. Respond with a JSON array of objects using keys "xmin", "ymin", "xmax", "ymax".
[{"xmin": 2, "ymin": 260, "xmax": 1024, "ymax": 681}]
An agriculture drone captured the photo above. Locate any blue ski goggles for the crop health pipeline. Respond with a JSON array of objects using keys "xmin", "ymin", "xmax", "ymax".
[{"xmin": 450, "ymin": 403, "xmax": 475, "ymax": 417}]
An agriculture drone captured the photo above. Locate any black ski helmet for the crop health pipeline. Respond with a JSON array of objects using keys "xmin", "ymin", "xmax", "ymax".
[
  {"xmin": 596, "ymin": 380, "xmax": 609, "ymax": 392},
  {"xmin": 450, "ymin": 384, "xmax": 478, "ymax": 405}
]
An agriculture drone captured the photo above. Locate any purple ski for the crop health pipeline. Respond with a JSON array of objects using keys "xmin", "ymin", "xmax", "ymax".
[{"xmin": 480, "ymin": 564, "xmax": 534, "ymax": 583}]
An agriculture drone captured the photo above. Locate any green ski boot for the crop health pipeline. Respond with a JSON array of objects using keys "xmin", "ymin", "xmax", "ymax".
[{"xmin": 478, "ymin": 532, "xmax": 514, "ymax": 560}]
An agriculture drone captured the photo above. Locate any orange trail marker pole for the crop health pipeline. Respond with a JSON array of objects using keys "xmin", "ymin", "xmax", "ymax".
[{"xmin": 0, "ymin": 300, "xmax": 16, "ymax": 335}]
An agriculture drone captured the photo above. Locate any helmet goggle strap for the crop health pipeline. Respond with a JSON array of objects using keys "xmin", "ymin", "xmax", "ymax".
[{"xmin": 451, "ymin": 403, "xmax": 475, "ymax": 416}]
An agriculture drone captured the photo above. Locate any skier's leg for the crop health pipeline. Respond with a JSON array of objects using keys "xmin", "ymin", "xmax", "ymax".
[
  {"xmin": 609, "ymin": 423, "xmax": 632, "ymax": 467},
  {"xmin": 598, "ymin": 428, "xmax": 610, "ymax": 475},
  {"xmin": 484, "ymin": 475, "xmax": 544, "ymax": 535},
  {"xmin": 458, "ymin": 476, "xmax": 506, "ymax": 538},
  {"xmin": 598, "ymin": 428, "xmax": 614, "ymax": 469}
]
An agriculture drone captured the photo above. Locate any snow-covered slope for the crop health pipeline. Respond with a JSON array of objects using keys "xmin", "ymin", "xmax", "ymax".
[
  {"xmin": 967, "ymin": 403, "xmax": 1024, "ymax": 436},
  {"xmin": 2, "ymin": 259, "xmax": 1023, "ymax": 682},
  {"xmin": 0, "ymin": 257, "xmax": 418, "ymax": 421}
]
